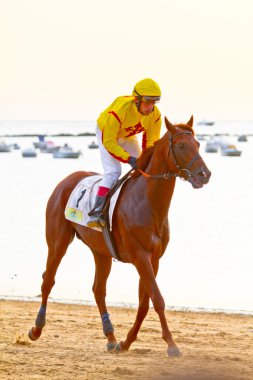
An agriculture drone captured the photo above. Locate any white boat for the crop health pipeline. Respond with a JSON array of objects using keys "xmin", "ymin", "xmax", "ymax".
[
  {"xmin": 33, "ymin": 135, "xmax": 47, "ymax": 149},
  {"xmin": 197, "ymin": 120, "xmax": 215, "ymax": 126},
  {"xmin": 88, "ymin": 141, "xmax": 99, "ymax": 149},
  {"xmin": 33, "ymin": 141, "xmax": 47, "ymax": 149},
  {"xmin": 220, "ymin": 144, "xmax": 241, "ymax": 157},
  {"xmin": 40, "ymin": 141, "xmax": 61, "ymax": 153},
  {"xmin": 237, "ymin": 135, "xmax": 247, "ymax": 142},
  {"xmin": 12, "ymin": 143, "xmax": 20, "ymax": 150},
  {"xmin": 0, "ymin": 141, "xmax": 12, "ymax": 152},
  {"xmin": 196, "ymin": 134, "xmax": 206, "ymax": 141},
  {"xmin": 22, "ymin": 148, "xmax": 37, "ymax": 157},
  {"xmin": 53, "ymin": 147, "xmax": 81, "ymax": 159},
  {"xmin": 205, "ymin": 140, "xmax": 218, "ymax": 153}
]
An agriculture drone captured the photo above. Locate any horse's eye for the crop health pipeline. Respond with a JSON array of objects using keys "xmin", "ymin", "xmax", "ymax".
[{"xmin": 178, "ymin": 143, "xmax": 184, "ymax": 149}]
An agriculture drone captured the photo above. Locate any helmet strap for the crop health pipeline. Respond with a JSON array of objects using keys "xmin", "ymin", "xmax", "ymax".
[
  {"xmin": 134, "ymin": 97, "xmax": 156, "ymax": 115},
  {"xmin": 134, "ymin": 97, "xmax": 142, "ymax": 113}
]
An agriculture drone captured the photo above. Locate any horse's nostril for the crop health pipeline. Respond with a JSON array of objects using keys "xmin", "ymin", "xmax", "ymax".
[{"xmin": 199, "ymin": 171, "xmax": 207, "ymax": 178}]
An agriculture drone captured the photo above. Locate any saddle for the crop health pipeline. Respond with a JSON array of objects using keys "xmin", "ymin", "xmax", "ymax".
[{"xmin": 65, "ymin": 169, "xmax": 133, "ymax": 261}]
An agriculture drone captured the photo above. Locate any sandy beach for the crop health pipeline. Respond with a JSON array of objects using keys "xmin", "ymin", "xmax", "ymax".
[{"xmin": 0, "ymin": 300, "xmax": 252, "ymax": 380}]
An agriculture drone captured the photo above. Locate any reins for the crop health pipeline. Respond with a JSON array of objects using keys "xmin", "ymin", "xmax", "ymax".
[{"xmin": 136, "ymin": 168, "xmax": 178, "ymax": 180}]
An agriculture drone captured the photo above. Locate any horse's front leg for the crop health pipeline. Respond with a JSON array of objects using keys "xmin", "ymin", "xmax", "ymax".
[
  {"xmin": 134, "ymin": 255, "xmax": 181, "ymax": 357},
  {"xmin": 92, "ymin": 251, "xmax": 117, "ymax": 351},
  {"xmin": 117, "ymin": 279, "xmax": 149, "ymax": 351}
]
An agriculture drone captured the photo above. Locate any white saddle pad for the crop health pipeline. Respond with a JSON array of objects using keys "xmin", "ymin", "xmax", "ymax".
[{"xmin": 65, "ymin": 175, "xmax": 125, "ymax": 232}]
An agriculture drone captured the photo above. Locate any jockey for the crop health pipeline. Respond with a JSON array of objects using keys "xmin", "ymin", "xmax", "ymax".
[{"xmin": 87, "ymin": 78, "xmax": 162, "ymax": 228}]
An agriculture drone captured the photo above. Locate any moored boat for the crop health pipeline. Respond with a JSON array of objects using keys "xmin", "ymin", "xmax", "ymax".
[
  {"xmin": 205, "ymin": 140, "xmax": 218, "ymax": 153},
  {"xmin": 237, "ymin": 134, "xmax": 247, "ymax": 142},
  {"xmin": 40, "ymin": 141, "xmax": 61, "ymax": 153},
  {"xmin": 0, "ymin": 141, "xmax": 12, "ymax": 152},
  {"xmin": 22, "ymin": 148, "xmax": 37, "ymax": 157},
  {"xmin": 197, "ymin": 120, "xmax": 215, "ymax": 126},
  {"xmin": 53, "ymin": 147, "xmax": 81, "ymax": 159},
  {"xmin": 88, "ymin": 141, "xmax": 99, "ymax": 149},
  {"xmin": 220, "ymin": 144, "xmax": 241, "ymax": 157}
]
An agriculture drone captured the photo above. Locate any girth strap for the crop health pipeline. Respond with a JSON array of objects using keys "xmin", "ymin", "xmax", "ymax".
[{"xmin": 101, "ymin": 169, "xmax": 133, "ymax": 262}]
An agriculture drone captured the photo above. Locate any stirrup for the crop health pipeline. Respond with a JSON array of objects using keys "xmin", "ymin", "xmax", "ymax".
[{"xmin": 87, "ymin": 215, "xmax": 105, "ymax": 228}]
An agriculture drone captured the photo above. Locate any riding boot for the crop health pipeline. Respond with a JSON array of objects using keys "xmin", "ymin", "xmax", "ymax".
[{"xmin": 87, "ymin": 195, "xmax": 107, "ymax": 228}]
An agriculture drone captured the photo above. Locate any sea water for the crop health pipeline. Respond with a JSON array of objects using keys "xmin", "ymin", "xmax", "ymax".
[{"xmin": 0, "ymin": 121, "xmax": 252, "ymax": 314}]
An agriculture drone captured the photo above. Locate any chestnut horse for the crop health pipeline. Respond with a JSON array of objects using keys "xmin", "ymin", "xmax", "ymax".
[{"xmin": 29, "ymin": 116, "xmax": 211, "ymax": 356}]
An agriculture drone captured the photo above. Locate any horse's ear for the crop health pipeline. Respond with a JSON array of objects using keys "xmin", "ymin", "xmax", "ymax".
[
  {"xmin": 164, "ymin": 116, "xmax": 176, "ymax": 133},
  {"xmin": 187, "ymin": 115, "xmax": 194, "ymax": 128}
]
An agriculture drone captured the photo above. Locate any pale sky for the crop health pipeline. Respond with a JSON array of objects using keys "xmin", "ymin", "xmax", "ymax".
[{"xmin": 0, "ymin": 0, "xmax": 252, "ymax": 122}]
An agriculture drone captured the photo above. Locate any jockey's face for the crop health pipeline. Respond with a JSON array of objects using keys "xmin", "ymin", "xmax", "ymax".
[{"xmin": 139, "ymin": 100, "xmax": 155, "ymax": 115}]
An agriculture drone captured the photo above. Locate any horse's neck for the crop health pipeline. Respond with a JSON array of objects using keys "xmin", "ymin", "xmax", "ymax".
[
  {"xmin": 146, "ymin": 174, "xmax": 176, "ymax": 214},
  {"xmin": 137, "ymin": 154, "xmax": 176, "ymax": 217}
]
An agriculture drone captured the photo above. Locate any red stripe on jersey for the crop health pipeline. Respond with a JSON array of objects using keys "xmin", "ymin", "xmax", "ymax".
[
  {"xmin": 108, "ymin": 111, "xmax": 121, "ymax": 125},
  {"xmin": 142, "ymin": 132, "xmax": 147, "ymax": 150},
  {"xmin": 109, "ymin": 150, "xmax": 129, "ymax": 163},
  {"xmin": 102, "ymin": 131, "xmax": 129, "ymax": 162}
]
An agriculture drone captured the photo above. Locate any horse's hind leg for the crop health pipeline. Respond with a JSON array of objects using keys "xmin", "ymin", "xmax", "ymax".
[
  {"xmin": 92, "ymin": 250, "xmax": 117, "ymax": 351},
  {"xmin": 29, "ymin": 219, "xmax": 75, "ymax": 341}
]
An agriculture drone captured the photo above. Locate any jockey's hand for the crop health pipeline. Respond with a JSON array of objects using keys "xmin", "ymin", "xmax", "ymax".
[{"xmin": 128, "ymin": 156, "xmax": 137, "ymax": 169}]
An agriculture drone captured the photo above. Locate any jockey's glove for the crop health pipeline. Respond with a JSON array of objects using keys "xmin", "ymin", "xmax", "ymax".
[{"xmin": 128, "ymin": 156, "xmax": 137, "ymax": 169}]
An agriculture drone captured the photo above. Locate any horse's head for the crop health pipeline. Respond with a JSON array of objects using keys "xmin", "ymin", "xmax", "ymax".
[{"xmin": 165, "ymin": 116, "xmax": 211, "ymax": 189}]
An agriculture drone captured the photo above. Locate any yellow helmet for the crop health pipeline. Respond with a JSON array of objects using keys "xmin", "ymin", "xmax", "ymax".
[{"xmin": 132, "ymin": 78, "xmax": 161, "ymax": 102}]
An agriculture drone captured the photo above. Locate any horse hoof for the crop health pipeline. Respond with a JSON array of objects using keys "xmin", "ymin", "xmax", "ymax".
[
  {"xmin": 115, "ymin": 342, "xmax": 122, "ymax": 352},
  {"xmin": 107, "ymin": 342, "xmax": 117, "ymax": 351},
  {"xmin": 167, "ymin": 346, "xmax": 182, "ymax": 357},
  {"xmin": 28, "ymin": 327, "xmax": 42, "ymax": 341}
]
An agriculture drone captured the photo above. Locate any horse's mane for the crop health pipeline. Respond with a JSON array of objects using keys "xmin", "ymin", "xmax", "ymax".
[{"xmin": 131, "ymin": 145, "xmax": 155, "ymax": 179}]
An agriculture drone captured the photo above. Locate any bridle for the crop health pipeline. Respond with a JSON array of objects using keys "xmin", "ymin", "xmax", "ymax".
[{"xmin": 137, "ymin": 131, "xmax": 202, "ymax": 182}]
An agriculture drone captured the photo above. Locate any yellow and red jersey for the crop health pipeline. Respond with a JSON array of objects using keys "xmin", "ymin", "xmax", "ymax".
[{"xmin": 97, "ymin": 96, "xmax": 162, "ymax": 163}]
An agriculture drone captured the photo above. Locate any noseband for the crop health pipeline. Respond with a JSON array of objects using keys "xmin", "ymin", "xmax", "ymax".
[{"xmin": 137, "ymin": 131, "xmax": 201, "ymax": 181}]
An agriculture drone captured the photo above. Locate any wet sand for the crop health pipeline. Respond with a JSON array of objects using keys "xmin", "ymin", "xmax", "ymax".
[{"xmin": 0, "ymin": 300, "xmax": 252, "ymax": 380}]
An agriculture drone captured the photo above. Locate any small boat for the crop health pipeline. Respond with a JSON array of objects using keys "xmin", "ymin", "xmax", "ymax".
[
  {"xmin": 221, "ymin": 144, "xmax": 242, "ymax": 157},
  {"xmin": 40, "ymin": 141, "xmax": 61, "ymax": 153},
  {"xmin": 22, "ymin": 148, "xmax": 37, "ymax": 157},
  {"xmin": 205, "ymin": 140, "xmax": 218, "ymax": 153},
  {"xmin": 237, "ymin": 135, "xmax": 247, "ymax": 142},
  {"xmin": 33, "ymin": 141, "xmax": 47, "ymax": 149},
  {"xmin": 88, "ymin": 141, "xmax": 99, "ymax": 149},
  {"xmin": 53, "ymin": 146, "xmax": 81, "ymax": 159},
  {"xmin": 197, "ymin": 120, "xmax": 215, "ymax": 126},
  {"xmin": 33, "ymin": 136, "xmax": 60, "ymax": 153},
  {"xmin": 196, "ymin": 134, "xmax": 206, "ymax": 141},
  {"xmin": 33, "ymin": 135, "xmax": 47, "ymax": 149},
  {"xmin": 0, "ymin": 141, "xmax": 12, "ymax": 152},
  {"xmin": 13, "ymin": 143, "xmax": 20, "ymax": 150}
]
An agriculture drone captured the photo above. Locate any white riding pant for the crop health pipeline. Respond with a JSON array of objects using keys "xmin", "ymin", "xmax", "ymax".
[{"xmin": 96, "ymin": 125, "xmax": 141, "ymax": 188}]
